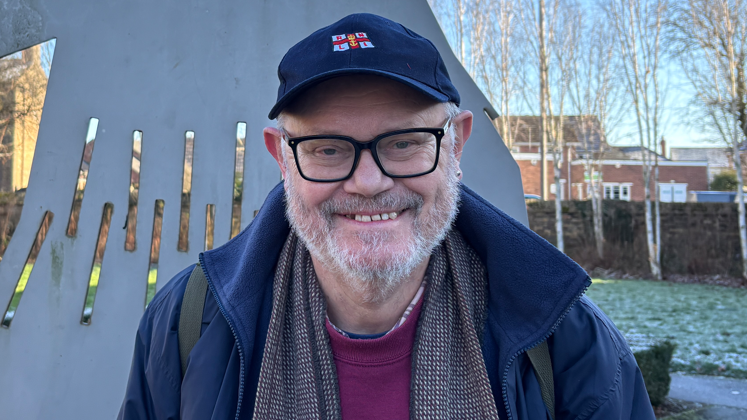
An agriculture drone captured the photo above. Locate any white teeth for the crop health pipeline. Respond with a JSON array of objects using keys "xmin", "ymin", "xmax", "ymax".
[{"xmin": 349, "ymin": 211, "xmax": 400, "ymax": 222}]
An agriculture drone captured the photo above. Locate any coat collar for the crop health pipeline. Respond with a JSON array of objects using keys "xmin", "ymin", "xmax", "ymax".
[{"xmin": 200, "ymin": 181, "xmax": 589, "ymax": 373}]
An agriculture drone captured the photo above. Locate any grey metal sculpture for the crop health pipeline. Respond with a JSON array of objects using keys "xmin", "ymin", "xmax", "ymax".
[{"xmin": 0, "ymin": 0, "xmax": 526, "ymax": 418}]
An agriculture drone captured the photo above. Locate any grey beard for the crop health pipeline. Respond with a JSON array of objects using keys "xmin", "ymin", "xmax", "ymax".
[{"xmin": 284, "ymin": 156, "xmax": 461, "ymax": 303}]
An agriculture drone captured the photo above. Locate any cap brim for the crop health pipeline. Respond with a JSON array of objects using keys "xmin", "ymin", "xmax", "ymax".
[{"xmin": 267, "ymin": 68, "xmax": 450, "ymax": 119}]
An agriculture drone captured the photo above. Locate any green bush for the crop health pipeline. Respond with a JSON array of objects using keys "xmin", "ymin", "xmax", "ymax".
[
  {"xmin": 633, "ymin": 340, "xmax": 676, "ymax": 407},
  {"xmin": 710, "ymin": 170, "xmax": 738, "ymax": 191}
]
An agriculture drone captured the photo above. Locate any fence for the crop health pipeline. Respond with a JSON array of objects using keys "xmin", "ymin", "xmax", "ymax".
[{"xmin": 527, "ymin": 200, "xmax": 743, "ymax": 278}]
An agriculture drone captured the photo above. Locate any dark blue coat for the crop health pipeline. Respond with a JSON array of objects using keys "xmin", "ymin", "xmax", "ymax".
[{"xmin": 119, "ymin": 183, "xmax": 655, "ymax": 420}]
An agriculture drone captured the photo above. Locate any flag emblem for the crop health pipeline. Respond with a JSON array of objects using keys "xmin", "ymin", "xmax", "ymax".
[{"xmin": 332, "ymin": 32, "xmax": 374, "ymax": 52}]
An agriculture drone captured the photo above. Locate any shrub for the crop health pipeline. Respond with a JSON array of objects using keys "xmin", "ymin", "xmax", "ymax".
[
  {"xmin": 633, "ymin": 340, "xmax": 676, "ymax": 406},
  {"xmin": 710, "ymin": 170, "xmax": 738, "ymax": 191}
]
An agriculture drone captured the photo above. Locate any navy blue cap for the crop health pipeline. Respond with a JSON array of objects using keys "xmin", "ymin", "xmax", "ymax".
[{"xmin": 268, "ymin": 13, "xmax": 461, "ymax": 119}]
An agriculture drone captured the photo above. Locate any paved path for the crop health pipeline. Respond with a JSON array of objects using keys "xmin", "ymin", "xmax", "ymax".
[
  {"xmin": 669, "ymin": 373, "xmax": 747, "ymax": 409},
  {"xmin": 690, "ymin": 406, "xmax": 747, "ymax": 420}
]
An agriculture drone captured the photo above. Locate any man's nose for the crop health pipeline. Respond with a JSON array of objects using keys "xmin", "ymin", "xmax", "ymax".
[{"xmin": 343, "ymin": 150, "xmax": 394, "ymax": 197}]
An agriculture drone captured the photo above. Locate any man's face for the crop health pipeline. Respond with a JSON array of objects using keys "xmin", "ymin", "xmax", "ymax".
[{"xmin": 264, "ymin": 76, "xmax": 472, "ymax": 301}]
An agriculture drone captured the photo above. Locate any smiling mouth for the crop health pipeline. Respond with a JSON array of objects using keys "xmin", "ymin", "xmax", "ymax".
[{"xmin": 342, "ymin": 209, "xmax": 406, "ymax": 223}]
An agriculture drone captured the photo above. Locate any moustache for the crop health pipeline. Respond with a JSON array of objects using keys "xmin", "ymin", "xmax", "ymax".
[{"xmin": 319, "ymin": 190, "xmax": 424, "ymax": 216}]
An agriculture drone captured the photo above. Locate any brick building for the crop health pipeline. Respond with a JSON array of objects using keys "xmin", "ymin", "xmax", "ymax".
[
  {"xmin": 504, "ymin": 116, "xmax": 709, "ymax": 202},
  {"xmin": 670, "ymin": 147, "xmax": 746, "ymax": 185}
]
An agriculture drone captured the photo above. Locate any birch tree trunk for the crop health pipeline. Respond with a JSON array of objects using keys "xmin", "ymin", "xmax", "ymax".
[
  {"xmin": 568, "ymin": 11, "xmax": 621, "ymax": 262},
  {"xmin": 606, "ymin": 0, "xmax": 665, "ymax": 280},
  {"xmin": 735, "ymin": 140, "xmax": 747, "ymax": 279},
  {"xmin": 539, "ymin": 0, "xmax": 549, "ymax": 201},
  {"xmin": 555, "ymin": 163, "xmax": 564, "ymax": 251},
  {"xmin": 545, "ymin": 1, "xmax": 580, "ymax": 252},
  {"xmin": 725, "ymin": 2, "xmax": 747, "ymax": 280},
  {"xmin": 592, "ymin": 166, "xmax": 605, "ymax": 259},
  {"xmin": 655, "ymin": 163, "xmax": 662, "ymax": 276}
]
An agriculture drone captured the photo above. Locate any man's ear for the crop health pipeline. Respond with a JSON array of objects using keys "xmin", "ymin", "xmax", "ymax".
[
  {"xmin": 264, "ymin": 127, "xmax": 288, "ymax": 180},
  {"xmin": 451, "ymin": 110, "xmax": 473, "ymax": 163}
]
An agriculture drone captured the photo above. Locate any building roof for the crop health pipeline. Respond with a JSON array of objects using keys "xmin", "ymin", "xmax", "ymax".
[
  {"xmin": 500, "ymin": 115, "xmax": 606, "ymax": 151},
  {"xmin": 670, "ymin": 147, "xmax": 732, "ymax": 167},
  {"xmin": 604, "ymin": 146, "xmax": 668, "ymax": 161}
]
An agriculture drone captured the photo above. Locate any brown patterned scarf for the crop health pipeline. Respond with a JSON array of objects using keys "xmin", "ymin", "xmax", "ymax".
[{"xmin": 251, "ymin": 229, "xmax": 500, "ymax": 420}]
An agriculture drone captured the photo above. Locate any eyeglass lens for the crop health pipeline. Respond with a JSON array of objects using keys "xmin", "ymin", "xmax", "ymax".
[{"xmin": 295, "ymin": 131, "xmax": 438, "ymax": 180}]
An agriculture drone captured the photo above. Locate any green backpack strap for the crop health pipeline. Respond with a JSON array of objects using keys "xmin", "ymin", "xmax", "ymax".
[
  {"xmin": 178, "ymin": 263, "xmax": 209, "ymax": 379},
  {"xmin": 526, "ymin": 340, "xmax": 556, "ymax": 420}
]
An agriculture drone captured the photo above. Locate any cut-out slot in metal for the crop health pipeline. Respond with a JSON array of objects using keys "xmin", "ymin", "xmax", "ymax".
[
  {"xmin": 81, "ymin": 202, "xmax": 113, "ymax": 325},
  {"xmin": 177, "ymin": 131, "xmax": 194, "ymax": 252},
  {"xmin": 0, "ymin": 40, "xmax": 56, "ymax": 263},
  {"xmin": 145, "ymin": 199, "xmax": 164, "ymax": 308},
  {"xmin": 2, "ymin": 210, "xmax": 54, "ymax": 328},
  {"xmin": 231, "ymin": 122, "xmax": 246, "ymax": 239},
  {"xmin": 66, "ymin": 117, "xmax": 99, "ymax": 237},
  {"xmin": 125, "ymin": 130, "xmax": 142, "ymax": 251},
  {"xmin": 205, "ymin": 204, "xmax": 215, "ymax": 251}
]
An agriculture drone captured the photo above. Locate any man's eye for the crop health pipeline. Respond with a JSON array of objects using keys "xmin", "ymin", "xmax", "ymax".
[
  {"xmin": 394, "ymin": 141, "xmax": 410, "ymax": 149},
  {"xmin": 321, "ymin": 148, "xmax": 337, "ymax": 156}
]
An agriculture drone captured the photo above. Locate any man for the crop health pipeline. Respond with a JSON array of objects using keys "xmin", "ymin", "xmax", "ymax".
[{"xmin": 119, "ymin": 13, "xmax": 655, "ymax": 420}]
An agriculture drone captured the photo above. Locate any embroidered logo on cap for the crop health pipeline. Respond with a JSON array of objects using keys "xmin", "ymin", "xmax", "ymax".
[{"xmin": 332, "ymin": 33, "xmax": 374, "ymax": 51}]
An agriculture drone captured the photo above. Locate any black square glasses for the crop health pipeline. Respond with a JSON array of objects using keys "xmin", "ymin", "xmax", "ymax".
[{"xmin": 281, "ymin": 118, "xmax": 451, "ymax": 182}]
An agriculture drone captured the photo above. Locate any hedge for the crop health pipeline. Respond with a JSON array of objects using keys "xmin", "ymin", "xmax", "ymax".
[{"xmin": 633, "ymin": 340, "xmax": 676, "ymax": 406}]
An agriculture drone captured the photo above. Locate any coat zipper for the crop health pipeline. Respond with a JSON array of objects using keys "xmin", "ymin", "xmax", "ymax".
[
  {"xmin": 500, "ymin": 277, "xmax": 591, "ymax": 420},
  {"xmin": 198, "ymin": 255, "xmax": 246, "ymax": 420},
  {"xmin": 197, "ymin": 259, "xmax": 590, "ymax": 420}
]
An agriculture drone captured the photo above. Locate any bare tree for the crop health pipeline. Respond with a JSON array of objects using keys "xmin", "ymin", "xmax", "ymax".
[
  {"xmin": 494, "ymin": 0, "xmax": 525, "ymax": 149},
  {"xmin": 429, "ymin": 0, "xmax": 473, "ymax": 67},
  {"xmin": 517, "ymin": 0, "xmax": 579, "ymax": 251},
  {"xmin": 569, "ymin": 11, "xmax": 624, "ymax": 259},
  {"xmin": 465, "ymin": 0, "xmax": 526, "ymax": 149},
  {"xmin": 431, "ymin": 0, "xmax": 529, "ymax": 154},
  {"xmin": 546, "ymin": 2, "xmax": 582, "ymax": 252},
  {"xmin": 669, "ymin": 0, "xmax": 747, "ymax": 279},
  {"xmin": 539, "ymin": 0, "xmax": 550, "ymax": 201},
  {"xmin": 517, "ymin": 0, "xmax": 558, "ymax": 201},
  {"xmin": 0, "ymin": 45, "xmax": 49, "ymax": 177},
  {"xmin": 604, "ymin": 0, "xmax": 667, "ymax": 280},
  {"xmin": 517, "ymin": 0, "xmax": 567, "ymax": 251}
]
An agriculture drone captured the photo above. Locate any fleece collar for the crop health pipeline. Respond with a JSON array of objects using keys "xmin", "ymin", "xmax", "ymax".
[{"xmin": 200, "ymin": 182, "xmax": 589, "ymax": 385}]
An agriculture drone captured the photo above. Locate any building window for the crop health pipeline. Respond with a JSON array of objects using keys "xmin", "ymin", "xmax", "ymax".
[{"xmin": 603, "ymin": 183, "xmax": 632, "ymax": 201}]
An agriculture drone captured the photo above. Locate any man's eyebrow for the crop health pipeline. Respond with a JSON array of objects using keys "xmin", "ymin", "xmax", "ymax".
[{"xmin": 294, "ymin": 118, "xmax": 443, "ymax": 137}]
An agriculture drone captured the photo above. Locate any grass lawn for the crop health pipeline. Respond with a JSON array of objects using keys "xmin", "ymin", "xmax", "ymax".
[{"xmin": 585, "ymin": 279, "xmax": 747, "ymax": 379}]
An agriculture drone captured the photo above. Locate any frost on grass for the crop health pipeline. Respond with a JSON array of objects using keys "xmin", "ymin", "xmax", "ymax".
[{"xmin": 585, "ymin": 279, "xmax": 747, "ymax": 378}]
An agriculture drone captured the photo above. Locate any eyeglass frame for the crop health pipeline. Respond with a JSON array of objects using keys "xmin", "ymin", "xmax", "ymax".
[{"xmin": 281, "ymin": 118, "xmax": 452, "ymax": 183}]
